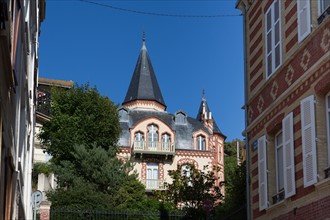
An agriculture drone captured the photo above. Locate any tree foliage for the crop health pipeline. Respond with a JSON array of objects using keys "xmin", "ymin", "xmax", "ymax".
[
  {"xmin": 40, "ymin": 84, "xmax": 121, "ymax": 164},
  {"xmin": 156, "ymin": 164, "xmax": 223, "ymax": 219},
  {"xmin": 39, "ymin": 84, "xmax": 150, "ymax": 210},
  {"xmin": 215, "ymin": 140, "xmax": 246, "ymax": 219},
  {"xmin": 47, "ymin": 144, "xmax": 147, "ymax": 210}
]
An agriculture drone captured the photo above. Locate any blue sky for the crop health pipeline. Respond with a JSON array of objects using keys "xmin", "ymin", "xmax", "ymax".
[{"xmin": 39, "ymin": 0, "xmax": 244, "ymax": 141}]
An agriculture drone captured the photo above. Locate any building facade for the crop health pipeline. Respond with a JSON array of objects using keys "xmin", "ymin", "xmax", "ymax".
[
  {"xmin": 34, "ymin": 77, "xmax": 73, "ymax": 220},
  {"xmin": 236, "ymin": 0, "xmax": 330, "ymax": 219},
  {"xmin": 117, "ymin": 37, "xmax": 226, "ymax": 194},
  {"xmin": 0, "ymin": 0, "xmax": 45, "ymax": 219}
]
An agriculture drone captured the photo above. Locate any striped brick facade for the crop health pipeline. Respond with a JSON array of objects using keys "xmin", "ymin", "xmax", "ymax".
[{"xmin": 237, "ymin": 0, "xmax": 330, "ymax": 219}]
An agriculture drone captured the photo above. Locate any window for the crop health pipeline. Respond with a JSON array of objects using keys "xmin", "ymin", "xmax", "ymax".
[
  {"xmin": 146, "ymin": 163, "xmax": 159, "ymax": 189},
  {"xmin": 258, "ymin": 135, "xmax": 268, "ymax": 211},
  {"xmin": 148, "ymin": 124, "xmax": 158, "ymax": 150},
  {"xmin": 118, "ymin": 108, "xmax": 128, "ymax": 122},
  {"xmin": 275, "ymin": 131, "xmax": 284, "ymax": 193},
  {"xmin": 181, "ymin": 164, "xmax": 192, "ymax": 177},
  {"xmin": 301, "ymin": 95, "xmax": 317, "ymax": 187},
  {"xmin": 326, "ymin": 93, "xmax": 330, "ymax": 166},
  {"xmin": 218, "ymin": 144, "xmax": 222, "ymax": 163},
  {"xmin": 197, "ymin": 135, "xmax": 206, "ymax": 151},
  {"xmin": 319, "ymin": 0, "xmax": 330, "ymax": 14},
  {"xmin": 162, "ymin": 133, "xmax": 171, "ymax": 151},
  {"xmin": 265, "ymin": 0, "xmax": 282, "ymax": 78},
  {"xmin": 134, "ymin": 132, "xmax": 144, "ymax": 149},
  {"xmin": 297, "ymin": 0, "xmax": 311, "ymax": 42},
  {"xmin": 175, "ymin": 112, "xmax": 186, "ymax": 124},
  {"xmin": 181, "ymin": 164, "xmax": 193, "ymax": 186}
]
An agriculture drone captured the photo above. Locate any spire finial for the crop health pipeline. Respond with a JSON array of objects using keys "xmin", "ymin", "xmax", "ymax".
[
  {"xmin": 202, "ymin": 89, "xmax": 206, "ymax": 101},
  {"xmin": 142, "ymin": 32, "xmax": 146, "ymax": 50}
]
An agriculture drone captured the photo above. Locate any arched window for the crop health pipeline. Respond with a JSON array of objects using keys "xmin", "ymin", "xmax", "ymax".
[
  {"xmin": 148, "ymin": 124, "xmax": 159, "ymax": 150},
  {"xmin": 162, "ymin": 133, "xmax": 171, "ymax": 151},
  {"xmin": 197, "ymin": 135, "xmax": 206, "ymax": 151},
  {"xmin": 134, "ymin": 132, "xmax": 144, "ymax": 149}
]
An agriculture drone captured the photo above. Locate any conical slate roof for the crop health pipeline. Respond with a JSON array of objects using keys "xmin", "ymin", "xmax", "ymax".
[
  {"xmin": 123, "ymin": 36, "xmax": 166, "ymax": 108},
  {"xmin": 196, "ymin": 91, "xmax": 224, "ymax": 135}
]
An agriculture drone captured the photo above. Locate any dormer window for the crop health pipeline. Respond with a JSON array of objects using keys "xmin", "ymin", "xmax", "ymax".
[
  {"xmin": 197, "ymin": 135, "xmax": 206, "ymax": 151},
  {"xmin": 119, "ymin": 108, "xmax": 129, "ymax": 122},
  {"xmin": 175, "ymin": 111, "xmax": 187, "ymax": 125}
]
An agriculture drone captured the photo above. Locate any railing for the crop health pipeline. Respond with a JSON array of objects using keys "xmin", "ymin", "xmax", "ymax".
[
  {"xmin": 133, "ymin": 141, "xmax": 175, "ymax": 154},
  {"xmin": 272, "ymin": 190, "xmax": 285, "ymax": 205},
  {"xmin": 318, "ymin": 5, "xmax": 330, "ymax": 24},
  {"xmin": 50, "ymin": 208, "xmax": 185, "ymax": 220},
  {"xmin": 142, "ymin": 179, "xmax": 165, "ymax": 190},
  {"xmin": 37, "ymin": 89, "xmax": 51, "ymax": 116}
]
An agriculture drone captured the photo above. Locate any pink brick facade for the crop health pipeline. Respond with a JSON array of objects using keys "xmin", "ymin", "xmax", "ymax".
[{"xmin": 237, "ymin": 0, "xmax": 330, "ymax": 219}]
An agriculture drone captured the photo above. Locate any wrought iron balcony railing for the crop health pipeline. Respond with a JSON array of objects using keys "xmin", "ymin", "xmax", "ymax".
[
  {"xmin": 142, "ymin": 179, "xmax": 165, "ymax": 190},
  {"xmin": 37, "ymin": 89, "xmax": 51, "ymax": 116},
  {"xmin": 132, "ymin": 141, "xmax": 175, "ymax": 155}
]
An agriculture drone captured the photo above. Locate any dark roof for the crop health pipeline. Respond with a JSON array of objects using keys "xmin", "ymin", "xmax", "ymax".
[
  {"xmin": 118, "ymin": 109, "xmax": 211, "ymax": 149},
  {"xmin": 122, "ymin": 38, "xmax": 166, "ymax": 108}
]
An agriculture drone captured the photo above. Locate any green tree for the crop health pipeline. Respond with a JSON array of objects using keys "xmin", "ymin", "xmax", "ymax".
[
  {"xmin": 215, "ymin": 140, "xmax": 246, "ymax": 219},
  {"xmin": 39, "ymin": 84, "xmax": 148, "ymax": 210},
  {"xmin": 40, "ymin": 84, "xmax": 121, "ymax": 164},
  {"xmin": 156, "ymin": 164, "xmax": 223, "ymax": 219}
]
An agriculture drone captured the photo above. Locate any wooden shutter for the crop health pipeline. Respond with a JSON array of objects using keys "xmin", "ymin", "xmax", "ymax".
[
  {"xmin": 258, "ymin": 135, "xmax": 268, "ymax": 210},
  {"xmin": 282, "ymin": 112, "xmax": 296, "ymax": 198},
  {"xmin": 300, "ymin": 95, "xmax": 317, "ymax": 187},
  {"xmin": 297, "ymin": 0, "xmax": 311, "ymax": 42}
]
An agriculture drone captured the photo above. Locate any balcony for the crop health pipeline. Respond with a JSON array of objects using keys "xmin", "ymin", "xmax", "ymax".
[
  {"xmin": 132, "ymin": 141, "xmax": 175, "ymax": 159},
  {"xmin": 142, "ymin": 179, "xmax": 165, "ymax": 191},
  {"xmin": 272, "ymin": 190, "xmax": 285, "ymax": 205},
  {"xmin": 318, "ymin": 5, "xmax": 330, "ymax": 24},
  {"xmin": 37, "ymin": 89, "xmax": 51, "ymax": 116}
]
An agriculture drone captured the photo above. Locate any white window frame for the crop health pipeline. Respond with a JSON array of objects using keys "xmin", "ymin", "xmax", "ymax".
[
  {"xmin": 297, "ymin": 0, "xmax": 311, "ymax": 42},
  {"xmin": 148, "ymin": 124, "xmax": 159, "ymax": 150},
  {"xmin": 301, "ymin": 95, "xmax": 317, "ymax": 187},
  {"xmin": 258, "ymin": 135, "xmax": 268, "ymax": 211},
  {"xmin": 265, "ymin": 0, "xmax": 282, "ymax": 79},
  {"xmin": 326, "ymin": 92, "xmax": 330, "ymax": 166},
  {"xmin": 146, "ymin": 163, "xmax": 159, "ymax": 189},
  {"xmin": 148, "ymin": 124, "xmax": 159, "ymax": 142},
  {"xmin": 134, "ymin": 132, "xmax": 145, "ymax": 149},
  {"xmin": 135, "ymin": 132, "xmax": 144, "ymax": 141},
  {"xmin": 319, "ymin": 0, "xmax": 330, "ymax": 15},
  {"xmin": 275, "ymin": 131, "xmax": 284, "ymax": 193},
  {"xmin": 161, "ymin": 133, "xmax": 171, "ymax": 151},
  {"xmin": 197, "ymin": 135, "xmax": 206, "ymax": 151}
]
